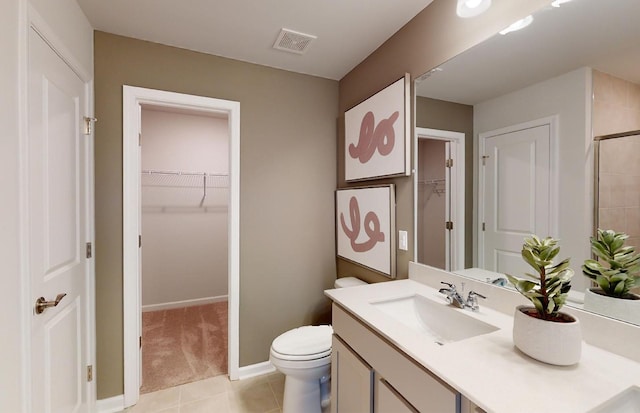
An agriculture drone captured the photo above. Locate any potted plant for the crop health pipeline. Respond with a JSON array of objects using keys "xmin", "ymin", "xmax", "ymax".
[
  {"xmin": 505, "ymin": 235, "xmax": 582, "ymax": 366},
  {"xmin": 582, "ymin": 229, "xmax": 640, "ymax": 325}
]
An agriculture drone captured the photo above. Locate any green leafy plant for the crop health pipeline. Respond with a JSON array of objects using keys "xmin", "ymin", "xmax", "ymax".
[
  {"xmin": 582, "ymin": 229, "xmax": 640, "ymax": 299},
  {"xmin": 506, "ymin": 235, "xmax": 574, "ymax": 321}
]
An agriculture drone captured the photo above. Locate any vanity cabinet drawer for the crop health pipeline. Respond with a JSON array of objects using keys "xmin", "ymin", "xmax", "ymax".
[{"xmin": 332, "ymin": 303, "xmax": 459, "ymax": 413}]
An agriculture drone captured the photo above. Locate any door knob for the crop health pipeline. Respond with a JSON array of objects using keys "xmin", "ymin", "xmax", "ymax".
[{"xmin": 35, "ymin": 293, "xmax": 67, "ymax": 314}]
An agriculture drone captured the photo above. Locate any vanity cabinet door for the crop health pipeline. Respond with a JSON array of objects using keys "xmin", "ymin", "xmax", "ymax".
[
  {"xmin": 374, "ymin": 375, "xmax": 418, "ymax": 413},
  {"xmin": 331, "ymin": 335, "xmax": 373, "ymax": 413}
]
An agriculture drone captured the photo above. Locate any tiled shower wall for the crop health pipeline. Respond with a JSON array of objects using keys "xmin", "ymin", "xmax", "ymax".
[{"xmin": 593, "ymin": 70, "xmax": 640, "ymax": 248}]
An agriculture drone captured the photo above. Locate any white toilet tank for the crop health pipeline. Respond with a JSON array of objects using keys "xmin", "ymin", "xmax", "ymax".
[{"xmin": 334, "ymin": 276, "xmax": 367, "ymax": 289}]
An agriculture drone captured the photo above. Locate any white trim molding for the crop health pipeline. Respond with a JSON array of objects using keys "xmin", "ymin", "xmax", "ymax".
[
  {"xmin": 96, "ymin": 395, "xmax": 125, "ymax": 413},
  {"xmin": 238, "ymin": 361, "xmax": 276, "ymax": 380},
  {"xmin": 142, "ymin": 295, "xmax": 228, "ymax": 312},
  {"xmin": 122, "ymin": 86, "xmax": 241, "ymax": 408}
]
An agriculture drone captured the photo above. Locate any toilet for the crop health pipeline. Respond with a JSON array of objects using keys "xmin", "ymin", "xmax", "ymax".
[{"xmin": 269, "ymin": 277, "xmax": 367, "ymax": 413}]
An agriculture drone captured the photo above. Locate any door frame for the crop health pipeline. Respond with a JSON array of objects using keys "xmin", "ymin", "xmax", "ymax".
[
  {"xmin": 477, "ymin": 116, "xmax": 559, "ymax": 268},
  {"xmin": 414, "ymin": 127, "xmax": 465, "ymax": 271},
  {"xmin": 122, "ymin": 86, "xmax": 241, "ymax": 407},
  {"xmin": 20, "ymin": 5, "xmax": 96, "ymax": 411}
]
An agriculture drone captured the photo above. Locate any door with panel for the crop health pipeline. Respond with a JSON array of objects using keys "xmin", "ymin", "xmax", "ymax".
[
  {"xmin": 28, "ymin": 27, "xmax": 91, "ymax": 413},
  {"xmin": 480, "ymin": 121, "xmax": 554, "ymax": 276}
]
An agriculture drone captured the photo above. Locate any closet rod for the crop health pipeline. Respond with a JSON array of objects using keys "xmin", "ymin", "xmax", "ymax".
[
  {"xmin": 141, "ymin": 169, "xmax": 227, "ymax": 177},
  {"xmin": 418, "ymin": 179, "xmax": 445, "ymax": 185}
]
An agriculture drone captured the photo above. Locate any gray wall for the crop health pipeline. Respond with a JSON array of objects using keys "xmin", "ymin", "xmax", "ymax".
[{"xmin": 94, "ymin": 32, "xmax": 338, "ymax": 398}]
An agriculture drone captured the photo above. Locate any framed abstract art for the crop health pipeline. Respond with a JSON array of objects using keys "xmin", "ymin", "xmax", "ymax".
[
  {"xmin": 336, "ymin": 185, "xmax": 396, "ymax": 278},
  {"xmin": 344, "ymin": 75, "xmax": 410, "ymax": 181}
]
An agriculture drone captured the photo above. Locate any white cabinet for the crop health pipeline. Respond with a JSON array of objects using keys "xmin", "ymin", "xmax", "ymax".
[
  {"xmin": 374, "ymin": 374, "xmax": 418, "ymax": 413},
  {"xmin": 331, "ymin": 303, "xmax": 459, "ymax": 413},
  {"xmin": 331, "ymin": 336, "xmax": 373, "ymax": 413}
]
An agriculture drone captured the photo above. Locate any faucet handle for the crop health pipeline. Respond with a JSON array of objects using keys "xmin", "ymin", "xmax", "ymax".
[
  {"xmin": 468, "ymin": 290, "xmax": 486, "ymax": 300},
  {"xmin": 440, "ymin": 281, "xmax": 455, "ymax": 290},
  {"xmin": 466, "ymin": 291, "xmax": 486, "ymax": 312}
]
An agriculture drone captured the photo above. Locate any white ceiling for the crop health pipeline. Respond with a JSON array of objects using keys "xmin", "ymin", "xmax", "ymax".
[
  {"xmin": 76, "ymin": 0, "xmax": 435, "ymax": 80},
  {"xmin": 416, "ymin": 0, "xmax": 640, "ymax": 104}
]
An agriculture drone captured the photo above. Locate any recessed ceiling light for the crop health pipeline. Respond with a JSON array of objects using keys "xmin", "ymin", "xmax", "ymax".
[
  {"xmin": 456, "ymin": 0, "xmax": 492, "ymax": 18},
  {"xmin": 499, "ymin": 15, "xmax": 534, "ymax": 35}
]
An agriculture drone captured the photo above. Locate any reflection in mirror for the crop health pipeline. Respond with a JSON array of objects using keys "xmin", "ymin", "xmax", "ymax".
[
  {"xmin": 591, "ymin": 131, "xmax": 640, "ymax": 325},
  {"xmin": 414, "ymin": 0, "xmax": 640, "ymax": 324}
]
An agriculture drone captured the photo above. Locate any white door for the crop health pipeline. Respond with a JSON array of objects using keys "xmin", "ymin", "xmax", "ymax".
[
  {"xmin": 28, "ymin": 28, "xmax": 90, "ymax": 413},
  {"xmin": 480, "ymin": 121, "xmax": 554, "ymax": 276}
]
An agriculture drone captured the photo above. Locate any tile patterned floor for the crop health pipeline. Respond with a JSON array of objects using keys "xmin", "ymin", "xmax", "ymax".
[{"xmin": 122, "ymin": 372, "xmax": 284, "ymax": 413}]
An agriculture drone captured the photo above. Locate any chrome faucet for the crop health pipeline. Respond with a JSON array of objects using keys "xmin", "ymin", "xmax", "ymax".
[
  {"xmin": 438, "ymin": 282, "xmax": 467, "ymax": 309},
  {"xmin": 439, "ymin": 282, "xmax": 486, "ymax": 312},
  {"xmin": 486, "ymin": 276, "xmax": 507, "ymax": 287}
]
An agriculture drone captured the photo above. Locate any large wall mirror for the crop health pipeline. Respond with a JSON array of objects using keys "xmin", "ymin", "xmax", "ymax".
[{"xmin": 414, "ymin": 0, "xmax": 640, "ymax": 325}]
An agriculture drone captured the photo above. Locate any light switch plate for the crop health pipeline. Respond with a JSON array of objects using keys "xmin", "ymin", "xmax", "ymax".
[{"xmin": 398, "ymin": 230, "xmax": 408, "ymax": 251}]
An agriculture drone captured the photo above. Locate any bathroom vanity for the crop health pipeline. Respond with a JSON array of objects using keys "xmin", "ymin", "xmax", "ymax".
[{"xmin": 326, "ymin": 264, "xmax": 640, "ymax": 413}]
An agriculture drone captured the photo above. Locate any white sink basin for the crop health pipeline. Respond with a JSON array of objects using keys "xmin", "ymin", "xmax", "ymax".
[
  {"xmin": 371, "ymin": 294, "xmax": 499, "ymax": 345},
  {"xmin": 589, "ymin": 386, "xmax": 640, "ymax": 413}
]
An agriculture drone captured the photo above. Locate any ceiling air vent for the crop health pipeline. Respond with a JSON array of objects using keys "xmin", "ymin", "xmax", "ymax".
[{"xmin": 273, "ymin": 28, "xmax": 317, "ymax": 55}]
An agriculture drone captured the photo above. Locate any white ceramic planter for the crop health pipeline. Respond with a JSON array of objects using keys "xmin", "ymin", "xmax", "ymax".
[
  {"xmin": 512, "ymin": 305, "xmax": 582, "ymax": 366},
  {"xmin": 583, "ymin": 288, "xmax": 640, "ymax": 325}
]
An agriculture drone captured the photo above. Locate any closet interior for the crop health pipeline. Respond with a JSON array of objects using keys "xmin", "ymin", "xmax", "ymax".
[{"xmin": 139, "ymin": 106, "xmax": 230, "ymax": 393}]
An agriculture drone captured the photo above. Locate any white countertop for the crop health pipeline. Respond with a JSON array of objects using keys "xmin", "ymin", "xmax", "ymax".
[{"xmin": 325, "ymin": 279, "xmax": 640, "ymax": 413}]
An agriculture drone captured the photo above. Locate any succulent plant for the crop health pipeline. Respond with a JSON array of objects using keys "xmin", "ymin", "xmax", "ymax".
[
  {"xmin": 582, "ymin": 229, "xmax": 640, "ymax": 299},
  {"xmin": 506, "ymin": 235, "xmax": 574, "ymax": 321}
]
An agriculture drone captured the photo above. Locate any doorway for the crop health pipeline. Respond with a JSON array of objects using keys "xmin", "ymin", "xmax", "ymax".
[
  {"xmin": 414, "ymin": 128, "xmax": 465, "ymax": 271},
  {"xmin": 138, "ymin": 106, "xmax": 229, "ymax": 393},
  {"xmin": 122, "ymin": 86, "xmax": 240, "ymax": 408}
]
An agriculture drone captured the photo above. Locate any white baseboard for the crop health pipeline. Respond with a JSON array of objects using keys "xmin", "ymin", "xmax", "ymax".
[
  {"xmin": 237, "ymin": 361, "xmax": 276, "ymax": 380},
  {"xmin": 96, "ymin": 363, "xmax": 273, "ymax": 411},
  {"xmin": 142, "ymin": 295, "xmax": 228, "ymax": 312},
  {"xmin": 96, "ymin": 395, "xmax": 124, "ymax": 413}
]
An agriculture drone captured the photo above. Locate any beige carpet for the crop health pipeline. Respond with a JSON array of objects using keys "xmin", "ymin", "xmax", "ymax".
[{"xmin": 141, "ymin": 301, "xmax": 228, "ymax": 394}]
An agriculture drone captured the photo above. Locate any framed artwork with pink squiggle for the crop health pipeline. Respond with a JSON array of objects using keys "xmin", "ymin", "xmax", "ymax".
[
  {"xmin": 344, "ymin": 74, "xmax": 410, "ymax": 182},
  {"xmin": 336, "ymin": 185, "xmax": 396, "ymax": 278}
]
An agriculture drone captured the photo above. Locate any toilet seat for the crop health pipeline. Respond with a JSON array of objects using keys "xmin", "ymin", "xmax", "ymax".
[{"xmin": 270, "ymin": 325, "xmax": 332, "ymax": 361}]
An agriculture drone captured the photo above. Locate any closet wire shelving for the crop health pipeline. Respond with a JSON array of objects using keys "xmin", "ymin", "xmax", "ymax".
[
  {"xmin": 418, "ymin": 178, "xmax": 446, "ymax": 195},
  {"xmin": 141, "ymin": 169, "xmax": 229, "ymax": 207}
]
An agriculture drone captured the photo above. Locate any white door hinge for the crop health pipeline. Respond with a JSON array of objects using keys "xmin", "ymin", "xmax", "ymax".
[
  {"xmin": 87, "ymin": 365, "xmax": 93, "ymax": 382},
  {"xmin": 86, "ymin": 242, "xmax": 92, "ymax": 259},
  {"xmin": 445, "ymin": 158, "xmax": 453, "ymax": 168},
  {"xmin": 446, "ymin": 221, "xmax": 454, "ymax": 230}
]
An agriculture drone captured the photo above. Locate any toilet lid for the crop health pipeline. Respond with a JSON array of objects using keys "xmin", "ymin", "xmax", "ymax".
[{"xmin": 272, "ymin": 325, "xmax": 333, "ymax": 357}]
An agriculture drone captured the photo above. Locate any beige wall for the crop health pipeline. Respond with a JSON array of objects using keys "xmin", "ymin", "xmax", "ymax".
[
  {"xmin": 337, "ymin": 0, "xmax": 550, "ymax": 282},
  {"xmin": 94, "ymin": 32, "xmax": 338, "ymax": 398},
  {"xmin": 141, "ymin": 109, "xmax": 229, "ymax": 307},
  {"xmin": 594, "ymin": 70, "xmax": 640, "ymax": 249},
  {"xmin": 593, "ymin": 70, "xmax": 640, "ymax": 137}
]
